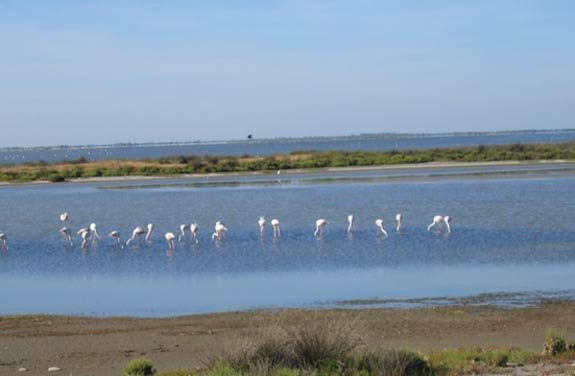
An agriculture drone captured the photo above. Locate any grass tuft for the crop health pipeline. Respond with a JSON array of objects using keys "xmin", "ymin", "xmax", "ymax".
[{"xmin": 124, "ymin": 357, "xmax": 156, "ymax": 376}]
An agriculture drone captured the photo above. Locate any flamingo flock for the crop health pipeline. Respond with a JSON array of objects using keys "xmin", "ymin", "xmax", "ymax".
[{"xmin": 0, "ymin": 211, "xmax": 452, "ymax": 252}]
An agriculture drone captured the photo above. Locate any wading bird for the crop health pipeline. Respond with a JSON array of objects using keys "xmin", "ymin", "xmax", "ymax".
[
  {"xmin": 165, "ymin": 232, "xmax": 176, "ymax": 249},
  {"xmin": 78, "ymin": 228, "xmax": 91, "ymax": 248},
  {"xmin": 212, "ymin": 221, "xmax": 227, "ymax": 241},
  {"xmin": 145, "ymin": 223, "xmax": 154, "ymax": 242},
  {"xmin": 271, "ymin": 219, "xmax": 281, "ymax": 237},
  {"xmin": 109, "ymin": 231, "xmax": 122, "ymax": 247},
  {"xmin": 258, "ymin": 217, "xmax": 266, "ymax": 236},
  {"xmin": 396, "ymin": 213, "xmax": 403, "ymax": 233},
  {"xmin": 427, "ymin": 215, "xmax": 451, "ymax": 233},
  {"xmin": 314, "ymin": 219, "xmax": 328, "ymax": 237},
  {"xmin": 89, "ymin": 223, "xmax": 101, "ymax": 241},
  {"xmin": 60, "ymin": 212, "xmax": 69, "ymax": 222},
  {"xmin": 59, "ymin": 227, "xmax": 73, "ymax": 246},
  {"xmin": 347, "ymin": 215, "xmax": 354, "ymax": 233},
  {"xmin": 190, "ymin": 223, "xmax": 199, "ymax": 244},
  {"xmin": 126, "ymin": 226, "xmax": 146, "ymax": 246},
  {"xmin": 0, "ymin": 233, "xmax": 7, "ymax": 250},
  {"xmin": 178, "ymin": 224, "xmax": 189, "ymax": 242},
  {"xmin": 375, "ymin": 219, "xmax": 388, "ymax": 238}
]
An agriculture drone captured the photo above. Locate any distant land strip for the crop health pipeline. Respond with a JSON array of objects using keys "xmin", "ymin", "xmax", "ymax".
[{"xmin": 0, "ymin": 142, "xmax": 574, "ymax": 183}]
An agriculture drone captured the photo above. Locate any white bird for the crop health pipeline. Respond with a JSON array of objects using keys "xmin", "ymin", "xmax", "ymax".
[
  {"xmin": 60, "ymin": 212, "xmax": 69, "ymax": 222},
  {"xmin": 0, "ymin": 233, "xmax": 7, "ymax": 250},
  {"xmin": 375, "ymin": 219, "xmax": 388, "ymax": 238},
  {"xmin": 314, "ymin": 219, "xmax": 328, "ymax": 237},
  {"xmin": 109, "ymin": 231, "xmax": 122, "ymax": 247},
  {"xmin": 347, "ymin": 215, "xmax": 354, "ymax": 233},
  {"xmin": 59, "ymin": 227, "xmax": 73, "ymax": 246},
  {"xmin": 427, "ymin": 215, "xmax": 451, "ymax": 233},
  {"xmin": 78, "ymin": 229, "xmax": 91, "ymax": 248},
  {"xmin": 178, "ymin": 224, "xmax": 189, "ymax": 242},
  {"xmin": 258, "ymin": 217, "xmax": 266, "ymax": 236},
  {"xmin": 396, "ymin": 213, "xmax": 403, "ymax": 233},
  {"xmin": 165, "ymin": 232, "xmax": 176, "ymax": 249},
  {"xmin": 271, "ymin": 219, "xmax": 281, "ymax": 237},
  {"xmin": 145, "ymin": 223, "xmax": 154, "ymax": 242},
  {"xmin": 89, "ymin": 223, "xmax": 101, "ymax": 241},
  {"xmin": 213, "ymin": 221, "xmax": 227, "ymax": 241},
  {"xmin": 126, "ymin": 226, "xmax": 146, "ymax": 246},
  {"xmin": 190, "ymin": 223, "xmax": 199, "ymax": 244}
]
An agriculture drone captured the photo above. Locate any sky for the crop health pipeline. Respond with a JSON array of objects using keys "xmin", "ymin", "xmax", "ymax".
[{"xmin": 0, "ymin": 0, "xmax": 574, "ymax": 147}]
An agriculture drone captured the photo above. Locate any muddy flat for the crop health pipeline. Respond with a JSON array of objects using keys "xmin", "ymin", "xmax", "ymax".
[{"xmin": 1, "ymin": 301, "xmax": 575, "ymax": 375}]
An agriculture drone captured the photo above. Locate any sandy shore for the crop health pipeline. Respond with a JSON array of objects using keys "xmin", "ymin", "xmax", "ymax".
[{"xmin": 1, "ymin": 301, "xmax": 575, "ymax": 375}]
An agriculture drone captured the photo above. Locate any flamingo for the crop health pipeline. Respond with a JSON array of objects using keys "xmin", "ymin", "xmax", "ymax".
[
  {"xmin": 271, "ymin": 219, "xmax": 281, "ymax": 238},
  {"xmin": 314, "ymin": 219, "xmax": 328, "ymax": 237},
  {"xmin": 347, "ymin": 215, "xmax": 354, "ymax": 233},
  {"xmin": 109, "ymin": 231, "xmax": 122, "ymax": 247},
  {"xmin": 89, "ymin": 223, "xmax": 101, "ymax": 241},
  {"xmin": 59, "ymin": 227, "xmax": 73, "ymax": 246},
  {"xmin": 375, "ymin": 219, "xmax": 388, "ymax": 238},
  {"xmin": 77, "ymin": 227, "xmax": 89, "ymax": 237},
  {"xmin": 178, "ymin": 224, "xmax": 189, "ymax": 242},
  {"xmin": 126, "ymin": 226, "xmax": 146, "ymax": 246},
  {"xmin": 396, "ymin": 213, "xmax": 403, "ymax": 233},
  {"xmin": 0, "ymin": 233, "xmax": 7, "ymax": 250},
  {"xmin": 165, "ymin": 232, "xmax": 176, "ymax": 249},
  {"xmin": 145, "ymin": 223, "xmax": 154, "ymax": 242},
  {"xmin": 60, "ymin": 212, "xmax": 69, "ymax": 222},
  {"xmin": 78, "ymin": 228, "xmax": 91, "ymax": 248},
  {"xmin": 190, "ymin": 223, "xmax": 199, "ymax": 244},
  {"xmin": 427, "ymin": 215, "xmax": 451, "ymax": 233},
  {"xmin": 213, "ymin": 221, "xmax": 227, "ymax": 241},
  {"xmin": 258, "ymin": 217, "xmax": 266, "ymax": 236}
]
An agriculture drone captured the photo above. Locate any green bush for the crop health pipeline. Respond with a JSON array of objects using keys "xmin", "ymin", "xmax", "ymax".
[
  {"xmin": 124, "ymin": 357, "xmax": 156, "ymax": 376},
  {"xmin": 353, "ymin": 350, "xmax": 431, "ymax": 376},
  {"xmin": 543, "ymin": 328, "xmax": 567, "ymax": 355}
]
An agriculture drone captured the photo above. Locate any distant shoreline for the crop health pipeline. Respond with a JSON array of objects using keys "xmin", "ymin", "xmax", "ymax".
[
  {"xmin": 1, "ymin": 127, "xmax": 574, "ymax": 151},
  {"xmin": 0, "ymin": 159, "xmax": 573, "ymax": 187}
]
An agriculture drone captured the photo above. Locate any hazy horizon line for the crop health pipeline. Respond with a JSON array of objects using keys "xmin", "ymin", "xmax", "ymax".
[{"xmin": 1, "ymin": 128, "xmax": 574, "ymax": 151}]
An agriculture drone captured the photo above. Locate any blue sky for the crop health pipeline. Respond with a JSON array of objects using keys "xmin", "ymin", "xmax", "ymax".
[{"xmin": 0, "ymin": 1, "xmax": 574, "ymax": 147}]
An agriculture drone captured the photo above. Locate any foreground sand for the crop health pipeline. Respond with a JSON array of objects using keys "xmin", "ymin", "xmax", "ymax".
[{"xmin": 1, "ymin": 301, "xmax": 575, "ymax": 375}]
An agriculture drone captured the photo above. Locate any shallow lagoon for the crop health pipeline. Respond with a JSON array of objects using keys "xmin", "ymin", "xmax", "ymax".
[{"xmin": 0, "ymin": 164, "xmax": 574, "ymax": 316}]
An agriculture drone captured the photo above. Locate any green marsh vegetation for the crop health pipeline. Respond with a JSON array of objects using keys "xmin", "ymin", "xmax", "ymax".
[
  {"xmin": 1, "ymin": 141, "xmax": 575, "ymax": 183},
  {"xmin": 131, "ymin": 322, "xmax": 575, "ymax": 376}
]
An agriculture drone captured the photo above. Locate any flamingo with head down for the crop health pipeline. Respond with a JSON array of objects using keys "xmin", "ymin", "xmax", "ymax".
[
  {"xmin": 165, "ymin": 232, "xmax": 176, "ymax": 249},
  {"xmin": 375, "ymin": 219, "xmax": 388, "ymax": 238},
  {"xmin": 427, "ymin": 215, "xmax": 451, "ymax": 233},
  {"xmin": 314, "ymin": 219, "xmax": 328, "ymax": 237},
  {"xmin": 271, "ymin": 219, "xmax": 281, "ymax": 238},
  {"xmin": 126, "ymin": 226, "xmax": 145, "ymax": 246}
]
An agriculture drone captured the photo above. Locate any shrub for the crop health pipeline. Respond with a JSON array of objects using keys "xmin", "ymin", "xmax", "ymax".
[
  {"xmin": 543, "ymin": 328, "xmax": 567, "ymax": 355},
  {"xmin": 353, "ymin": 350, "xmax": 431, "ymax": 376},
  {"xmin": 289, "ymin": 317, "xmax": 363, "ymax": 369},
  {"xmin": 124, "ymin": 357, "xmax": 156, "ymax": 376},
  {"xmin": 48, "ymin": 174, "xmax": 66, "ymax": 183},
  {"xmin": 212, "ymin": 317, "xmax": 363, "ymax": 373}
]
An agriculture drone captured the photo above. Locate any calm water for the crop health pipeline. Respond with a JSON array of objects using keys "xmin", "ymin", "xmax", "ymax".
[
  {"xmin": 1, "ymin": 165, "xmax": 575, "ymax": 316},
  {"xmin": 1, "ymin": 130, "xmax": 574, "ymax": 164}
]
